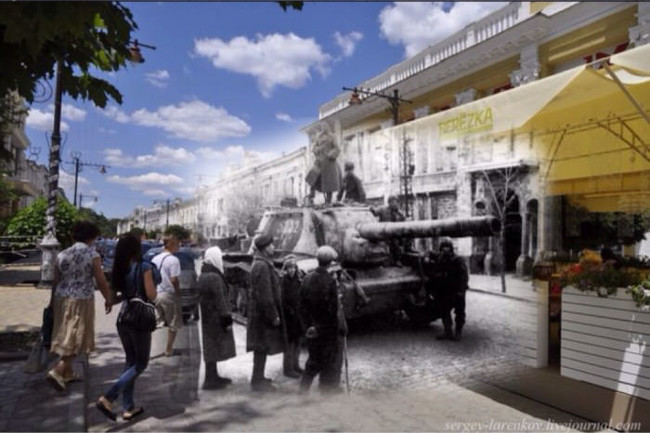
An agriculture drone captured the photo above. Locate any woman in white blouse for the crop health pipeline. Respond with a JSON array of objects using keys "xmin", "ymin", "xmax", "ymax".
[{"xmin": 46, "ymin": 221, "xmax": 113, "ymax": 391}]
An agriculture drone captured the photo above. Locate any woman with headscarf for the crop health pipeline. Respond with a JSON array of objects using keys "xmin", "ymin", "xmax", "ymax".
[
  {"xmin": 281, "ymin": 256, "xmax": 303, "ymax": 378},
  {"xmin": 199, "ymin": 246, "xmax": 236, "ymax": 389}
]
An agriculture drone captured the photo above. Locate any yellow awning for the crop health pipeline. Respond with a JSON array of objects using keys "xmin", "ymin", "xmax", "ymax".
[{"xmin": 393, "ymin": 43, "xmax": 650, "ymax": 213}]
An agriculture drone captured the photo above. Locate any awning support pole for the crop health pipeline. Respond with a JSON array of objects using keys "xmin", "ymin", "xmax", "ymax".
[
  {"xmin": 543, "ymin": 129, "xmax": 566, "ymax": 182},
  {"xmin": 602, "ymin": 63, "xmax": 650, "ymax": 124},
  {"xmin": 597, "ymin": 118, "xmax": 650, "ymax": 162}
]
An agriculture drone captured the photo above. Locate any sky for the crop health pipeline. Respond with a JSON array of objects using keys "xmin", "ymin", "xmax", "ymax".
[{"xmin": 23, "ymin": 2, "xmax": 507, "ymax": 218}]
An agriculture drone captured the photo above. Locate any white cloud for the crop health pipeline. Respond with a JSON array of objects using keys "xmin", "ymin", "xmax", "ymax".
[
  {"xmin": 26, "ymin": 108, "xmax": 70, "ymax": 132},
  {"xmin": 104, "ymin": 145, "xmax": 196, "ymax": 168},
  {"xmin": 172, "ymin": 186, "xmax": 197, "ymax": 196},
  {"xmin": 51, "ymin": 104, "xmax": 87, "ymax": 121},
  {"xmin": 101, "ymin": 106, "xmax": 130, "ymax": 123},
  {"xmin": 98, "ymin": 127, "xmax": 116, "ymax": 134},
  {"xmin": 107, "ymin": 173, "xmax": 184, "ymax": 195},
  {"xmin": 275, "ymin": 112, "xmax": 294, "ymax": 123},
  {"xmin": 101, "ymin": 100, "xmax": 250, "ymax": 143},
  {"xmin": 145, "ymin": 69, "xmax": 170, "ymax": 88},
  {"xmin": 143, "ymin": 189, "xmax": 167, "ymax": 197},
  {"xmin": 333, "ymin": 31, "xmax": 363, "ymax": 57},
  {"xmin": 194, "ymin": 33, "xmax": 332, "ymax": 98},
  {"xmin": 59, "ymin": 170, "xmax": 89, "ymax": 190},
  {"xmin": 379, "ymin": 2, "xmax": 508, "ymax": 58}
]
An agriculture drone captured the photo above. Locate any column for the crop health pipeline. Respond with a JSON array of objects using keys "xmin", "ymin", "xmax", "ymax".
[
  {"xmin": 516, "ymin": 210, "xmax": 533, "ymax": 276},
  {"xmin": 484, "ymin": 236, "xmax": 496, "ymax": 276},
  {"xmin": 509, "ymin": 44, "xmax": 541, "ymax": 87}
]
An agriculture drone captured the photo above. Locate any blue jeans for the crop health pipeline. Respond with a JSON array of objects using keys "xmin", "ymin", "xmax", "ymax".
[{"xmin": 104, "ymin": 323, "xmax": 152, "ymax": 410}]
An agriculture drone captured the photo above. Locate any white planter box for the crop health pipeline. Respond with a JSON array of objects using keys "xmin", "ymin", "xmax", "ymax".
[{"xmin": 561, "ymin": 287, "xmax": 650, "ymax": 400}]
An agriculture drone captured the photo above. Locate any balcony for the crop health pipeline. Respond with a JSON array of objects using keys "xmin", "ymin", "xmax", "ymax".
[{"xmin": 319, "ymin": 2, "xmax": 523, "ymax": 120}]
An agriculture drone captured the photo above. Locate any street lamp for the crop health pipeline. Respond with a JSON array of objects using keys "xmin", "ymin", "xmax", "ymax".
[
  {"xmin": 343, "ymin": 86, "xmax": 415, "ymax": 218},
  {"xmin": 342, "ymin": 86, "xmax": 412, "ymax": 127},
  {"xmin": 40, "ymin": 41, "xmax": 156, "ymax": 287},
  {"xmin": 66, "ymin": 151, "xmax": 110, "ymax": 208}
]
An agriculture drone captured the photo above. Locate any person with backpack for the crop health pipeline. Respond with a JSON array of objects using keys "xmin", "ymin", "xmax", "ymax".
[
  {"xmin": 96, "ymin": 234, "xmax": 158, "ymax": 422},
  {"xmin": 152, "ymin": 234, "xmax": 182, "ymax": 356}
]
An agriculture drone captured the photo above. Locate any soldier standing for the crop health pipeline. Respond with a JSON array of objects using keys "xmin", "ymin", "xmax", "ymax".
[
  {"xmin": 305, "ymin": 127, "xmax": 341, "ymax": 205},
  {"xmin": 431, "ymin": 238, "xmax": 468, "ymax": 341},
  {"xmin": 299, "ymin": 246, "xmax": 346, "ymax": 393},
  {"xmin": 247, "ymin": 234, "xmax": 286, "ymax": 392}
]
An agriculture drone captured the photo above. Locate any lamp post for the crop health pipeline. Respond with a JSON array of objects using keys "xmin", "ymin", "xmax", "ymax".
[
  {"xmin": 39, "ymin": 61, "xmax": 63, "ymax": 287},
  {"xmin": 66, "ymin": 151, "xmax": 109, "ymax": 208},
  {"xmin": 343, "ymin": 86, "xmax": 415, "ymax": 218}
]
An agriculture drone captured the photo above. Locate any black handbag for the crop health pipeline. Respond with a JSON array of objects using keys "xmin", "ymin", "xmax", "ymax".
[{"xmin": 118, "ymin": 263, "xmax": 156, "ymax": 333}]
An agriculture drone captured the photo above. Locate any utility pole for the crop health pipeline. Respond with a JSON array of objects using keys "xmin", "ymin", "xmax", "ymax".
[
  {"xmin": 66, "ymin": 152, "xmax": 109, "ymax": 208},
  {"xmin": 166, "ymin": 199, "xmax": 170, "ymax": 230},
  {"xmin": 343, "ymin": 86, "xmax": 414, "ymax": 218}
]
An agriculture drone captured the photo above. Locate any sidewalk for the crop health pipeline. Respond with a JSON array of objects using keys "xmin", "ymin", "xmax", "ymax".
[
  {"xmin": 0, "ymin": 284, "xmax": 86, "ymax": 432},
  {"xmin": 469, "ymin": 273, "xmax": 537, "ymax": 302}
]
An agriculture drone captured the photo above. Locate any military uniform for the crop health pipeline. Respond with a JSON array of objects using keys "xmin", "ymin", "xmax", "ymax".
[{"xmin": 430, "ymin": 242, "xmax": 468, "ymax": 340}]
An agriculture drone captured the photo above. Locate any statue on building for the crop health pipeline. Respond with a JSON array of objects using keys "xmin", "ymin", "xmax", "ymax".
[{"xmin": 305, "ymin": 125, "xmax": 341, "ymax": 205}]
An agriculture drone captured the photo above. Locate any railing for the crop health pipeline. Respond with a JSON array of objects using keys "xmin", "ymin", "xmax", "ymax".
[{"xmin": 319, "ymin": 2, "xmax": 523, "ymax": 119}]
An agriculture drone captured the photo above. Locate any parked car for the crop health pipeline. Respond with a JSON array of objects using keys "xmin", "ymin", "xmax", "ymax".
[{"xmin": 143, "ymin": 247, "xmax": 200, "ymax": 322}]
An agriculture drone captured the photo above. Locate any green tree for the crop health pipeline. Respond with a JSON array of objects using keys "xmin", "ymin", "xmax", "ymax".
[
  {"xmin": 0, "ymin": 2, "xmax": 138, "ymax": 108},
  {"xmin": 164, "ymin": 224, "xmax": 191, "ymax": 241},
  {"xmin": 5, "ymin": 196, "xmax": 79, "ymax": 248},
  {"xmin": 78, "ymin": 207, "xmax": 118, "ymax": 238},
  {"xmin": 129, "ymin": 226, "xmax": 144, "ymax": 239},
  {"xmin": 277, "ymin": 1, "xmax": 303, "ymax": 11}
]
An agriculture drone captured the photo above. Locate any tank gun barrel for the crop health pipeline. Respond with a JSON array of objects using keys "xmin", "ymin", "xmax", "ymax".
[{"xmin": 357, "ymin": 216, "xmax": 500, "ymax": 241}]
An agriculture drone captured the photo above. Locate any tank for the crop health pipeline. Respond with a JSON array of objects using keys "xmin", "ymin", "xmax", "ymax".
[{"xmin": 222, "ymin": 205, "xmax": 499, "ymax": 323}]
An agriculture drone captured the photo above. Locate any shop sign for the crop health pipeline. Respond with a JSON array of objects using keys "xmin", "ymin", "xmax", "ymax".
[{"xmin": 438, "ymin": 107, "xmax": 494, "ymax": 140}]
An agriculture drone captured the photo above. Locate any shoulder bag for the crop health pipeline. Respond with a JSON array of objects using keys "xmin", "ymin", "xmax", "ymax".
[{"xmin": 118, "ymin": 262, "xmax": 157, "ymax": 332}]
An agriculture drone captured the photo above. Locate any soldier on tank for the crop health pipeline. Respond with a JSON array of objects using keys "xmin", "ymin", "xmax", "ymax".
[
  {"xmin": 337, "ymin": 161, "xmax": 366, "ymax": 204},
  {"xmin": 298, "ymin": 245, "xmax": 347, "ymax": 394},
  {"xmin": 430, "ymin": 238, "xmax": 468, "ymax": 341},
  {"xmin": 371, "ymin": 196, "xmax": 406, "ymax": 265},
  {"xmin": 305, "ymin": 127, "xmax": 341, "ymax": 205}
]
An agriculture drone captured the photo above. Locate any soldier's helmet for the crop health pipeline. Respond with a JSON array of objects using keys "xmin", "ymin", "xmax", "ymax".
[{"xmin": 344, "ymin": 161, "xmax": 354, "ymax": 171}]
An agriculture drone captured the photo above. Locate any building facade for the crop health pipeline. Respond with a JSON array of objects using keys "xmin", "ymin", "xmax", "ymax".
[
  {"xmin": 1, "ymin": 93, "xmax": 48, "ymax": 219},
  {"xmin": 303, "ymin": 1, "xmax": 648, "ymax": 275}
]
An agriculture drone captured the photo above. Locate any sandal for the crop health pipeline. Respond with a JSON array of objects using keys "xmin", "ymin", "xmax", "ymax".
[
  {"xmin": 47, "ymin": 370, "xmax": 66, "ymax": 392},
  {"xmin": 123, "ymin": 407, "xmax": 145, "ymax": 421},
  {"xmin": 95, "ymin": 397, "xmax": 116, "ymax": 421},
  {"xmin": 63, "ymin": 372, "xmax": 83, "ymax": 384}
]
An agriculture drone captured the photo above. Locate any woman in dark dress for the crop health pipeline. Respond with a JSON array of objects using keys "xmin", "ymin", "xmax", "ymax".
[
  {"xmin": 281, "ymin": 256, "xmax": 303, "ymax": 378},
  {"xmin": 199, "ymin": 246, "xmax": 236, "ymax": 389}
]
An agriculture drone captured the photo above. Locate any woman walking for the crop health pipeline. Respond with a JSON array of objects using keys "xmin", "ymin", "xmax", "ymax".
[
  {"xmin": 281, "ymin": 256, "xmax": 303, "ymax": 378},
  {"xmin": 96, "ymin": 234, "xmax": 157, "ymax": 421},
  {"xmin": 198, "ymin": 246, "xmax": 236, "ymax": 389},
  {"xmin": 47, "ymin": 221, "xmax": 113, "ymax": 391}
]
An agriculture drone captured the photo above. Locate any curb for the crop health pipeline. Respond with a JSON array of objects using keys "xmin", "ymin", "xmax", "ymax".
[
  {"xmin": 0, "ymin": 351, "xmax": 30, "ymax": 361},
  {"xmin": 468, "ymin": 287, "xmax": 536, "ymax": 304}
]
